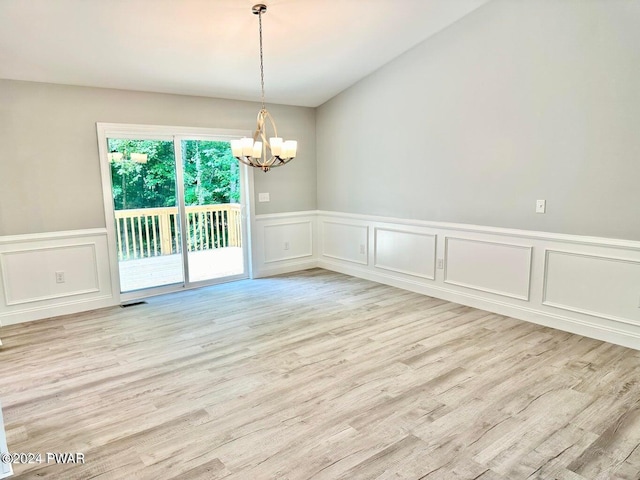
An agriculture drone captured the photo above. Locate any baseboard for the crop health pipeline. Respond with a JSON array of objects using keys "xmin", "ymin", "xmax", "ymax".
[
  {"xmin": 0, "ymin": 294, "xmax": 116, "ymax": 327},
  {"xmin": 253, "ymin": 259, "xmax": 319, "ymax": 279}
]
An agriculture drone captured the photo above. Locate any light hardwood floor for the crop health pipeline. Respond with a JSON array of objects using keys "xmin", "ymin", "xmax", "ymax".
[{"xmin": 1, "ymin": 269, "xmax": 639, "ymax": 480}]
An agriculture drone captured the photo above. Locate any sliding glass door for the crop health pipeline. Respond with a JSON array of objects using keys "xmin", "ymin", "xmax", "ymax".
[
  {"xmin": 181, "ymin": 139, "xmax": 244, "ymax": 283},
  {"xmin": 99, "ymin": 125, "xmax": 250, "ymax": 298},
  {"xmin": 108, "ymin": 137, "xmax": 185, "ymax": 292}
]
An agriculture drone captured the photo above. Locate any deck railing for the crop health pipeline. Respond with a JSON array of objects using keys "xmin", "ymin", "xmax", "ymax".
[{"xmin": 114, "ymin": 203, "xmax": 242, "ymax": 261}]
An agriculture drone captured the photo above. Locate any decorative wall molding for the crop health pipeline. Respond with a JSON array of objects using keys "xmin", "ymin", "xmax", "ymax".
[
  {"xmin": 240, "ymin": 210, "xmax": 640, "ymax": 349},
  {"xmin": 543, "ymin": 249, "xmax": 640, "ymax": 327},
  {"xmin": 317, "ymin": 210, "xmax": 640, "ymax": 251},
  {"xmin": 313, "ymin": 210, "xmax": 640, "ymax": 350},
  {"xmin": 321, "ymin": 221, "xmax": 369, "ymax": 265},
  {"xmin": 252, "ymin": 212, "xmax": 317, "ymax": 279},
  {"xmin": 374, "ymin": 227, "xmax": 436, "ymax": 280},
  {"xmin": 253, "ymin": 210, "xmax": 318, "ymax": 221},
  {"xmin": 0, "ymin": 229, "xmax": 115, "ymax": 326},
  {"xmin": 263, "ymin": 221, "xmax": 313, "ymax": 264},
  {"xmin": 444, "ymin": 236, "xmax": 532, "ymax": 301},
  {"xmin": 1, "ymin": 243, "xmax": 100, "ymax": 305},
  {"xmin": 0, "ymin": 228, "xmax": 107, "ymax": 245}
]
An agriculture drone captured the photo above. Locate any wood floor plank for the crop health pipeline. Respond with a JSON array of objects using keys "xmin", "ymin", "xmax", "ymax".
[{"xmin": 0, "ymin": 268, "xmax": 639, "ymax": 479}]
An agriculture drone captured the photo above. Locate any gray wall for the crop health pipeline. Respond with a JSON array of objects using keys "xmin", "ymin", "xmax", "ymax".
[
  {"xmin": 0, "ymin": 80, "xmax": 316, "ymax": 236},
  {"xmin": 317, "ymin": 0, "xmax": 640, "ymax": 241}
]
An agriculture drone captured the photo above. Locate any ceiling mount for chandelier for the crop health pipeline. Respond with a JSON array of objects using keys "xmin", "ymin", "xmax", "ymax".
[{"xmin": 231, "ymin": 3, "xmax": 297, "ymax": 173}]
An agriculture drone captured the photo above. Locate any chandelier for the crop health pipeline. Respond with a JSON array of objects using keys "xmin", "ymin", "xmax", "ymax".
[{"xmin": 231, "ymin": 4, "xmax": 297, "ymax": 173}]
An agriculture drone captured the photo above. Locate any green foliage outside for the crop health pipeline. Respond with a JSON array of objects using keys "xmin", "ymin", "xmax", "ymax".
[{"xmin": 108, "ymin": 138, "xmax": 240, "ymax": 210}]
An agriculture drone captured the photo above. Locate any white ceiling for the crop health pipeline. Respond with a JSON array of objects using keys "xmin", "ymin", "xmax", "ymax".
[{"xmin": 0, "ymin": 0, "xmax": 489, "ymax": 107}]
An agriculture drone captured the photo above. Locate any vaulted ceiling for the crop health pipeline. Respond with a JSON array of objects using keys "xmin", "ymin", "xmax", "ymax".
[{"xmin": 0, "ymin": 0, "xmax": 488, "ymax": 107}]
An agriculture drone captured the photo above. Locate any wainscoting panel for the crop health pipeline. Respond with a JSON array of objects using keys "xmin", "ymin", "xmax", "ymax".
[
  {"xmin": 444, "ymin": 237, "xmax": 532, "ymax": 300},
  {"xmin": 3, "ymin": 213, "xmax": 640, "ymax": 350},
  {"xmin": 252, "ymin": 212, "xmax": 317, "ymax": 278},
  {"xmin": 316, "ymin": 210, "xmax": 640, "ymax": 350},
  {"xmin": 1, "ymin": 243, "xmax": 99, "ymax": 305},
  {"xmin": 0, "ymin": 229, "xmax": 114, "ymax": 326},
  {"xmin": 321, "ymin": 221, "xmax": 369, "ymax": 265},
  {"xmin": 264, "ymin": 221, "xmax": 313, "ymax": 264},
  {"xmin": 374, "ymin": 228, "xmax": 436, "ymax": 280},
  {"xmin": 543, "ymin": 250, "xmax": 640, "ymax": 326}
]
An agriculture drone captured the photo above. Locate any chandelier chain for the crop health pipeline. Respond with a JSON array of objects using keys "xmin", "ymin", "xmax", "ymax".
[{"xmin": 258, "ymin": 10, "xmax": 265, "ymax": 110}]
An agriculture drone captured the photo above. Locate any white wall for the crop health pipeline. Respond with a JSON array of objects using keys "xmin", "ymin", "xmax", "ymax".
[
  {"xmin": 317, "ymin": 0, "xmax": 640, "ymax": 241},
  {"xmin": 0, "ymin": 79, "xmax": 316, "ymax": 236}
]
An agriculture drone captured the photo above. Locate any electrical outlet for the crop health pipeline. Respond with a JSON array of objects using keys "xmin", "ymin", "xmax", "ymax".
[
  {"xmin": 359, "ymin": 244, "xmax": 366, "ymax": 255},
  {"xmin": 284, "ymin": 241, "xmax": 290, "ymax": 251},
  {"xmin": 437, "ymin": 259, "xmax": 444, "ymax": 269},
  {"xmin": 55, "ymin": 271, "xmax": 65, "ymax": 283},
  {"xmin": 536, "ymin": 199, "xmax": 546, "ymax": 213},
  {"xmin": 258, "ymin": 192, "xmax": 270, "ymax": 202}
]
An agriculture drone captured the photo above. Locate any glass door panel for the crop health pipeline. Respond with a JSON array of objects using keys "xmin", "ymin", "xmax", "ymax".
[
  {"xmin": 107, "ymin": 138, "xmax": 184, "ymax": 292},
  {"xmin": 181, "ymin": 139, "xmax": 244, "ymax": 282}
]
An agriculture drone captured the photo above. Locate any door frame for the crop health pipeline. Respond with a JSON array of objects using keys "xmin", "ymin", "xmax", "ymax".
[{"xmin": 96, "ymin": 122, "xmax": 255, "ymax": 303}]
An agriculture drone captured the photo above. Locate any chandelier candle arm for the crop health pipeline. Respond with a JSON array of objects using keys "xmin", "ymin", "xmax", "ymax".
[{"xmin": 231, "ymin": 4, "xmax": 298, "ymax": 173}]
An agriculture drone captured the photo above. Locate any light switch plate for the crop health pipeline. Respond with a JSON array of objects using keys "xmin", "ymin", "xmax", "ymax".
[
  {"xmin": 258, "ymin": 192, "xmax": 270, "ymax": 203},
  {"xmin": 536, "ymin": 199, "xmax": 546, "ymax": 213}
]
